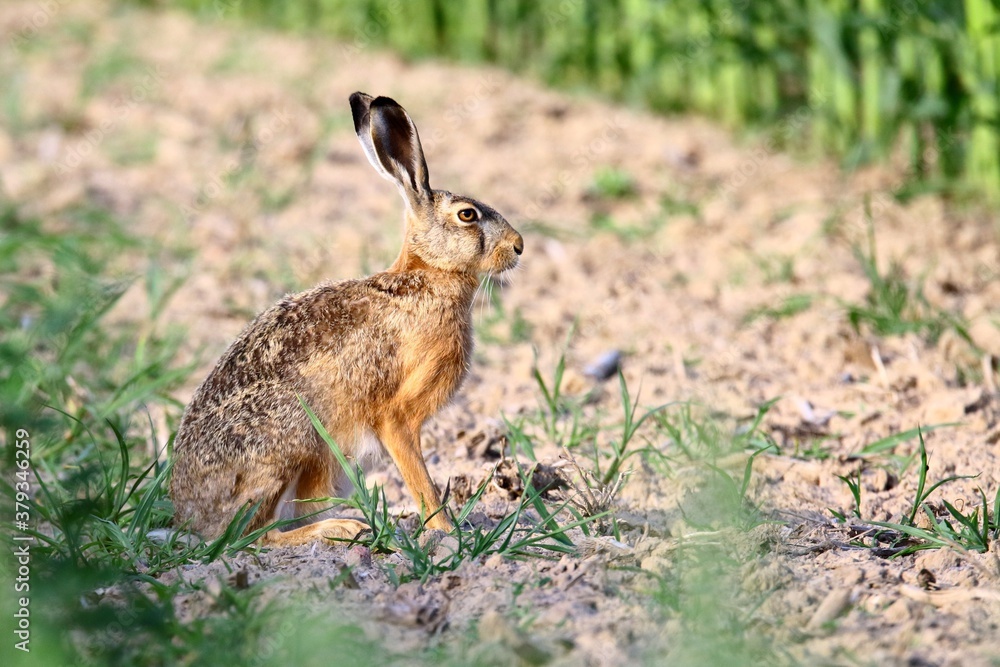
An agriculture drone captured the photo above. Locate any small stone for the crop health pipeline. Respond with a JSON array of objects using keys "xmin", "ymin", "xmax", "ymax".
[
  {"xmin": 583, "ymin": 349, "xmax": 622, "ymax": 381},
  {"xmin": 418, "ymin": 529, "xmax": 447, "ymax": 554},
  {"xmin": 436, "ymin": 535, "xmax": 460, "ymax": 558},
  {"xmin": 383, "ymin": 553, "xmax": 412, "ymax": 579},
  {"xmin": 344, "ymin": 545, "xmax": 372, "ymax": 569},
  {"xmin": 796, "ymin": 398, "xmax": 834, "ymax": 426},
  {"xmin": 227, "ymin": 569, "xmax": 250, "ymax": 590},
  {"xmin": 484, "ymin": 553, "xmax": 506, "ymax": 570}
]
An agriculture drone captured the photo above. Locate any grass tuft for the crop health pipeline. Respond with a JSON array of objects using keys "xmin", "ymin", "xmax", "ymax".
[
  {"xmin": 834, "ymin": 426, "xmax": 997, "ymax": 556},
  {"xmin": 846, "ymin": 201, "xmax": 975, "ymax": 347}
]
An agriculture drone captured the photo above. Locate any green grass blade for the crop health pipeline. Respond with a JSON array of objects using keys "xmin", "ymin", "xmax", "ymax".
[{"xmin": 853, "ymin": 423, "xmax": 958, "ymax": 458}]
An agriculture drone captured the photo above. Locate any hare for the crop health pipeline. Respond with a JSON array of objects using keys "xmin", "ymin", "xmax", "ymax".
[{"xmin": 170, "ymin": 92, "xmax": 523, "ymax": 546}]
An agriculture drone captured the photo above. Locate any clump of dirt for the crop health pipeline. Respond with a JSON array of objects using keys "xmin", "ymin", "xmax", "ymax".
[{"xmin": 4, "ymin": 2, "xmax": 1000, "ymax": 665}]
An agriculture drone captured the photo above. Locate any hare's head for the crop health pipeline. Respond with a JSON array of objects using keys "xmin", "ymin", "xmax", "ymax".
[{"xmin": 350, "ymin": 92, "xmax": 523, "ymax": 276}]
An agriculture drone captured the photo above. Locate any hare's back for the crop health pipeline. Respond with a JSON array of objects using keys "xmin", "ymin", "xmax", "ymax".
[{"xmin": 175, "ymin": 280, "xmax": 400, "ymax": 457}]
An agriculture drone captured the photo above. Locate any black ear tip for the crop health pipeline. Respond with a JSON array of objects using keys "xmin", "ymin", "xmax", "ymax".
[
  {"xmin": 370, "ymin": 95, "xmax": 402, "ymax": 111},
  {"xmin": 349, "ymin": 92, "xmax": 371, "ymax": 107},
  {"xmin": 349, "ymin": 92, "xmax": 372, "ymax": 132}
]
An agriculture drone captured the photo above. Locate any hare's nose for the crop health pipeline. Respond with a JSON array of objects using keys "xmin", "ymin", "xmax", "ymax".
[{"xmin": 513, "ymin": 233, "xmax": 524, "ymax": 256}]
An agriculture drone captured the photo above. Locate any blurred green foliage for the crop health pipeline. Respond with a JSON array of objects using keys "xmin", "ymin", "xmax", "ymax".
[{"xmin": 150, "ymin": 0, "xmax": 1000, "ymax": 202}]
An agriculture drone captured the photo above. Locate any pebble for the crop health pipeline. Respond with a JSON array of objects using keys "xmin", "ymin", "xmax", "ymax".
[
  {"xmin": 344, "ymin": 545, "xmax": 372, "ymax": 568},
  {"xmin": 584, "ymin": 349, "xmax": 622, "ymax": 380},
  {"xmin": 436, "ymin": 535, "xmax": 460, "ymax": 558}
]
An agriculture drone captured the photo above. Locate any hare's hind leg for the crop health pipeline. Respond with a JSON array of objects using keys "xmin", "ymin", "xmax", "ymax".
[
  {"xmin": 261, "ymin": 518, "xmax": 369, "ymax": 547},
  {"xmin": 261, "ymin": 455, "xmax": 369, "ymax": 547}
]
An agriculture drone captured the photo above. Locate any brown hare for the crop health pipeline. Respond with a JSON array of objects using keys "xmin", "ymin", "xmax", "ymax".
[{"xmin": 170, "ymin": 92, "xmax": 523, "ymax": 546}]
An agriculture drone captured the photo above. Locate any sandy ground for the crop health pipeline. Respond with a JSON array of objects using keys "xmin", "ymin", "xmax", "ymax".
[{"xmin": 4, "ymin": 2, "xmax": 1000, "ymax": 665}]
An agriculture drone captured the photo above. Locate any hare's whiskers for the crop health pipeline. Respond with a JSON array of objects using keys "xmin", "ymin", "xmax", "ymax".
[
  {"xmin": 473, "ymin": 274, "xmax": 489, "ymax": 325},
  {"xmin": 482, "ymin": 274, "xmax": 495, "ymax": 323},
  {"xmin": 485, "ymin": 275, "xmax": 495, "ymax": 320}
]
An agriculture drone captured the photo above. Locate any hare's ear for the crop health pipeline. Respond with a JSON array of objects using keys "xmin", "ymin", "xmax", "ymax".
[
  {"xmin": 349, "ymin": 92, "xmax": 431, "ymax": 207},
  {"xmin": 350, "ymin": 92, "xmax": 393, "ymax": 183}
]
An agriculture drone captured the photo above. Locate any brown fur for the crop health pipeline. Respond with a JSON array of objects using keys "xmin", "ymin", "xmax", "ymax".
[{"xmin": 170, "ymin": 93, "xmax": 522, "ymax": 544}]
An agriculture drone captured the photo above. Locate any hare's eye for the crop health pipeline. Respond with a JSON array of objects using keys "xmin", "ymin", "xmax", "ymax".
[{"xmin": 457, "ymin": 208, "xmax": 479, "ymax": 223}]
